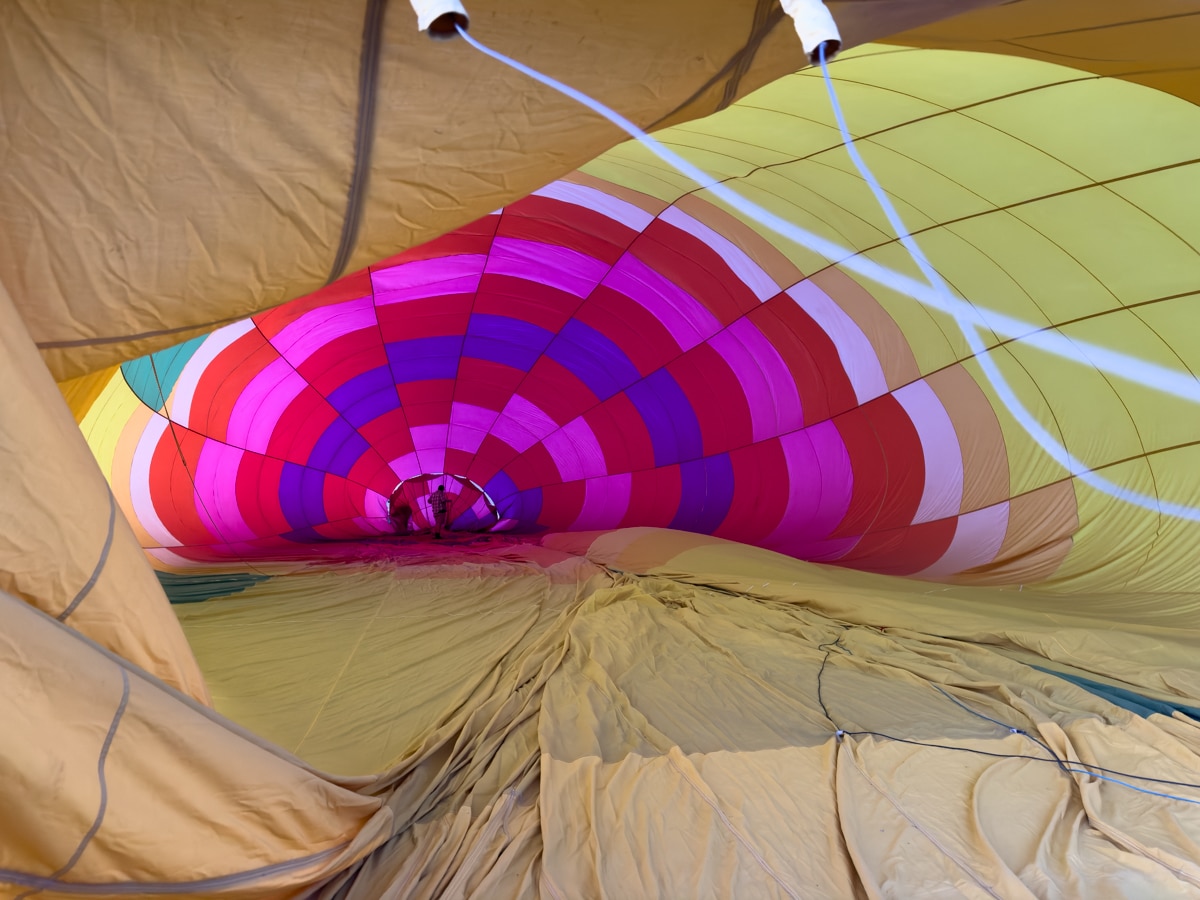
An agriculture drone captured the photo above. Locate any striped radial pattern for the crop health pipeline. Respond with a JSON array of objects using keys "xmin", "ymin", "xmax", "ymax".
[{"xmin": 78, "ymin": 172, "xmax": 1045, "ymax": 578}]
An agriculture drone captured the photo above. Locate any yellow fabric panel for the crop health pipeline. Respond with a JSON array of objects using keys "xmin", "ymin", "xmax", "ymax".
[
  {"xmin": 58, "ymin": 366, "xmax": 120, "ymax": 425},
  {"xmin": 0, "ymin": 285, "xmax": 208, "ymax": 703},
  {"xmin": 890, "ymin": 0, "xmax": 1200, "ymax": 106},
  {"xmin": 965, "ymin": 76, "xmax": 1200, "ymax": 184},
  {"xmin": 1008, "ymin": 188, "xmax": 1200, "ymax": 308},
  {"xmin": 939, "ymin": 212, "xmax": 1119, "ymax": 326},
  {"xmin": 76, "ymin": 370, "xmax": 142, "ymax": 488}
]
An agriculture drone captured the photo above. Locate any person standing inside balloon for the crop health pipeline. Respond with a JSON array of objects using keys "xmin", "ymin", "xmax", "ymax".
[
  {"xmin": 430, "ymin": 485, "xmax": 450, "ymax": 539},
  {"xmin": 389, "ymin": 496, "xmax": 413, "ymax": 535}
]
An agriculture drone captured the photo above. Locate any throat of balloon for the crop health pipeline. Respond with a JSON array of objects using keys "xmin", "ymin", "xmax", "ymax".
[{"xmin": 456, "ymin": 24, "xmax": 1199, "ymax": 523}]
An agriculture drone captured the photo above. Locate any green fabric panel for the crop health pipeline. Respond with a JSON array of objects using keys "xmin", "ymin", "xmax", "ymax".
[
  {"xmin": 121, "ymin": 335, "xmax": 207, "ymax": 411},
  {"xmin": 157, "ymin": 571, "xmax": 270, "ymax": 604}
]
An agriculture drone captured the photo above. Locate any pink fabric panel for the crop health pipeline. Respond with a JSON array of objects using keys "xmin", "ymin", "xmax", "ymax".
[
  {"xmin": 372, "ymin": 255, "xmax": 487, "ymax": 305},
  {"xmin": 893, "ymin": 380, "xmax": 964, "ymax": 525},
  {"xmin": 762, "ymin": 423, "xmax": 855, "ymax": 558},
  {"xmin": 544, "ymin": 417, "xmax": 606, "ymax": 483},
  {"xmin": 917, "ymin": 502, "xmax": 1010, "ymax": 580},
  {"xmin": 492, "ymin": 395, "xmax": 558, "ymax": 454},
  {"xmin": 486, "ymin": 237, "xmax": 611, "ymax": 298},
  {"xmin": 604, "ymin": 253, "xmax": 719, "ymax": 352},
  {"xmin": 572, "ymin": 473, "xmax": 633, "ymax": 530},
  {"xmin": 447, "ymin": 403, "xmax": 497, "ymax": 454},
  {"xmin": 708, "ymin": 319, "xmax": 804, "ymax": 443},
  {"xmin": 226, "ymin": 358, "xmax": 309, "ymax": 455},
  {"xmin": 270, "ymin": 296, "xmax": 378, "ymax": 367},
  {"xmin": 193, "ymin": 441, "xmax": 257, "ymax": 543}
]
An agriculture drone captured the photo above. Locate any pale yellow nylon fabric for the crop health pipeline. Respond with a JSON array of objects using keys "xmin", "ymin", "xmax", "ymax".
[
  {"xmin": 0, "ymin": 283, "xmax": 209, "ymax": 703},
  {"xmin": 155, "ymin": 531, "xmax": 1200, "ymax": 898}
]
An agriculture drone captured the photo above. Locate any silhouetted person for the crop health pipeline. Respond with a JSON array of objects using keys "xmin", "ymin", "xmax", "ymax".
[
  {"xmin": 430, "ymin": 485, "xmax": 450, "ymax": 539},
  {"xmin": 389, "ymin": 497, "xmax": 412, "ymax": 534}
]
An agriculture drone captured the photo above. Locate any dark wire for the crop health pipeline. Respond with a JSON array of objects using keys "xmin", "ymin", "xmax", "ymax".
[{"xmin": 816, "ymin": 641, "xmax": 1200, "ymax": 804}]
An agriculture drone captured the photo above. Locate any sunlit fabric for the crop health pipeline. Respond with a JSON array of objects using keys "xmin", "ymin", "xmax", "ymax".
[
  {"xmin": 6, "ymin": 23, "xmax": 1200, "ymax": 900},
  {"xmin": 69, "ymin": 45, "xmax": 1200, "ymax": 594}
]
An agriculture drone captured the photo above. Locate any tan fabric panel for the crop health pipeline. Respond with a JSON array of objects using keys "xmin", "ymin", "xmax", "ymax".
[
  {"xmin": 0, "ymin": 284, "xmax": 208, "ymax": 702},
  {"xmin": 2, "ymin": 0, "xmax": 1003, "ymax": 380},
  {"xmin": 162, "ymin": 535, "xmax": 1200, "ymax": 897},
  {"xmin": 0, "ymin": 592, "xmax": 391, "ymax": 898},
  {"xmin": 675, "ymin": 193, "xmax": 806, "ymax": 291},
  {"xmin": 809, "ymin": 268, "xmax": 922, "ymax": 391},
  {"xmin": 891, "ymin": 0, "xmax": 1200, "ymax": 106},
  {"xmin": 956, "ymin": 481, "xmax": 1077, "ymax": 587},
  {"xmin": 924, "ymin": 362, "xmax": 1010, "ymax": 513}
]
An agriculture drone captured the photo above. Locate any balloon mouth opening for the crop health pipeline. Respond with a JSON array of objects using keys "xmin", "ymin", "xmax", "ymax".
[{"xmin": 387, "ymin": 473, "xmax": 500, "ymax": 535}]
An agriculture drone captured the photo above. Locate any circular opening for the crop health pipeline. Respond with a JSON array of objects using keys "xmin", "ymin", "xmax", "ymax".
[{"xmin": 386, "ymin": 473, "xmax": 499, "ymax": 536}]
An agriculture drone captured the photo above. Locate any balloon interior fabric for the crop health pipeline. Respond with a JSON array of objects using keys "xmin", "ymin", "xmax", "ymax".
[{"xmin": 10, "ymin": 34, "xmax": 1200, "ymax": 900}]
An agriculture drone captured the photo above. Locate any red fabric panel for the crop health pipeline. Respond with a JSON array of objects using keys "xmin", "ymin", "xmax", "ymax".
[
  {"xmin": 187, "ymin": 330, "xmax": 273, "ymax": 440},
  {"xmin": 504, "ymin": 442, "xmax": 559, "ymax": 492},
  {"xmin": 828, "ymin": 408, "xmax": 888, "ymax": 539},
  {"xmin": 453, "ymin": 359, "xmax": 525, "ymax": 411},
  {"xmin": 266, "ymin": 390, "xmax": 337, "ymax": 464},
  {"xmin": 630, "ymin": 222, "xmax": 758, "ymax": 326},
  {"xmin": 667, "ymin": 345, "xmax": 753, "ymax": 456},
  {"xmin": 399, "ymin": 398, "xmax": 453, "ymax": 428},
  {"xmin": 538, "ymin": 480, "xmax": 585, "ymax": 528},
  {"xmin": 621, "ymin": 467, "xmax": 683, "ymax": 529},
  {"xmin": 473, "ymin": 274, "xmax": 583, "ymax": 332},
  {"xmin": 859, "ymin": 395, "xmax": 925, "ymax": 532},
  {"xmin": 583, "ymin": 394, "xmax": 656, "ymax": 474},
  {"xmin": 518, "ymin": 358, "xmax": 598, "ymax": 425},
  {"xmin": 467, "ymin": 434, "xmax": 520, "ymax": 487},
  {"xmin": 397, "ymin": 380, "xmax": 455, "ymax": 410},
  {"xmin": 357, "ymin": 409, "xmax": 415, "ymax": 463},
  {"xmin": 574, "ymin": 285, "xmax": 681, "ymax": 376},
  {"xmin": 149, "ymin": 426, "xmax": 214, "ymax": 547},
  {"xmin": 715, "ymin": 440, "xmax": 790, "ymax": 544},
  {"xmin": 750, "ymin": 297, "xmax": 859, "ymax": 427},
  {"xmin": 254, "ymin": 269, "xmax": 373, "ymax": 338},
  {"xmin": 234, "ymin": 454, "xmax": 291, "ymax": 538},
  {"xmin": 297, "ymin": 330, "xmax": 389, "ymax": 395},
  {"xmin": 499, "ymin": 196, "xmax": 635, "ymax": 264},
  {"xmin": 376, "ymin": 296, "xmax": 472, "ymax": 341},
  {"xmin": 837, "ymin": 518, "xmax": 957, "ymax": 576}
]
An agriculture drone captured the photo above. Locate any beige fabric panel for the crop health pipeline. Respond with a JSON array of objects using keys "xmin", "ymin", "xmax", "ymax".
[
  {"xmin": 2, "ymin": 0, "xmax": 1004, "ymax": 380},
  {"xmin": 158, "ymin": 532, "xmax": 1200, "ymax": 897},
  {"xmin": 0, "ymin": 284, "xmax": 209, "ymax": 702},
  {"xmin": 0, "ymin": 591, "xmax": 391, "ymax": 898}
]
